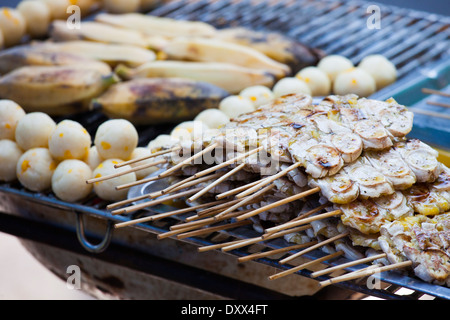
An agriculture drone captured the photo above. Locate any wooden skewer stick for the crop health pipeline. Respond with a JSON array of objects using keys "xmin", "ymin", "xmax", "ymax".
[
  {"xmin": 235, "ymin": 187, "xmax": 321, "ymax": 222},
  {"xmin": 235, "ymin": 162, "xmax": 303, "ymax": 199},
  {"xmin": 412, "ymin": 108, "xmax": 450, "ymax": 120},
  {"xmin": 422, "ymin": 88, "xmax": 450, "ymax": 97},
  {"xmin": 198, "ymin": 239, "xmax": 244, "ymax": 253},
  {"xmin": 114, "ymin": 146, "xmax": 181, "ymax": 168},
  {"xmin": 184, "ymin": 198, "xmax": 257, "ymax": 223},
  {"xmin": 114, "ymin": 200, "xmax": 228, "ymax": 229},
  {"xmin": 86, "ymin": 158, "xmax": 167, "ymax": 184},
  {"xmin": 171, "ymin": 209, "xmax": 252, "ymax": 231},
  {"xmin": 263, "ymin": 209, "xmax": 342, "ymax": 237},
  {"xmin": 116, "ymin": 171, "xmax": 171, "ymax": 191},
  {"xmin": 221, "ymin": 224, "xmax": 311, "ymax": 252},
  {"xmin": 318, "ymin": 261, "xmax": 412, "ymax": 288},
  {"xmin": 111, "ymin": 186, "xmax": 203, "ymax": 215},
  {"xmin": 159, "ymin": 143, "xmax": 219, "ymax": 178},
  {"xmin": 176, "ymin": 219, "xmax": 252, "ymax": 240},
  {"xmin": 268, "ymin": 251, "xmax": 345, "ymax": 281},
  {"xmin": 310, "ymin": 253, "xmax": 387, "ymax": 278},
  {"xmin": 215, "ymin": 178, "xmax": 269, "ymax": 200},
  {"xmin": 238, "ymin": 241, "xmax": 317, "ymax": 263},
  {"xmin": 187, "ymin": 163, "xmax": 246, "ymax": 203},
  {"xmin": 279, "ymin": 232, "xmax": 350, "ymax": 265},
  {"xmin": 213, "ymin": 183, "xmax": 275, "ymax": 220},
  {"xmin": 427, "ymin": 101, "xmax": 450, "ymax": 108}
]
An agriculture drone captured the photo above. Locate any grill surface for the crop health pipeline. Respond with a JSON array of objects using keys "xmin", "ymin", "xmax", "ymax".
[{"xmin": 1, "ymin": 0, "xmax": 450, "ymax": 300}]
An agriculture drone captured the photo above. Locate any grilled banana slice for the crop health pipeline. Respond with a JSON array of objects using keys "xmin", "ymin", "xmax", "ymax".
[
  {"xmin": 216, "ymin": 27, "xmax": 324, "ymax": 74},
  {"xmin": 115, "ymin": 61, "xmax": 275, "ymax": 93},
  {"xmin": 0, "ymin": 44, "xmax": 112, "ymax": 75},
  {"xmin": 309, "ymin": 171, "xmax": 359, "ymax": 204},
  {"xmin": 0, "ymin": 65, "xmax": 117, "ymax": 115},
  {"xmin": 162, "ymin": 37, "xmax": 291, "ymax": 78},
  {"xmin": 49, "ymin": 20, "xmax": 168, "ymax": 50},
  {"xmin": 35, "ymin": 40, "xmax": 157, "ymax": 67},
  {"xmin": 91, "ymin": 78, "xmax": 230, "ymax": 125},
  {"xmin": 95, "ymin": 13, "xmax": 217, "ymax": 38}
]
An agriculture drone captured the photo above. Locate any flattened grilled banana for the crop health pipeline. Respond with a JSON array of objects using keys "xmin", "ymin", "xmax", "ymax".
[
  {"xmin": 162, "ymin": 37, "xmax": 291, "ymax": 78},
  {"xmin": 0, "ymin": 44, "xmax": 112, "ymax": 75},
  {"xmin": 115, "ymin": 61, "xmax": 275, "ymax": 93},
  {"xmin": 34, "ymin": 40, "xmax": 157, "ymax": 67},
  {"xmin": 49, "ymin": 20, "xmax": 168, "ymax": 50},
  {"xmin": 95, "ymin": 13, "xmax": 217, "ymax": 38},
  {"xmin": 91, "ymin": 78, "xmax": 230, "ymax": 125},
  {"xmin": 0, "ymin": 65, "xmax": 118, "ymax": 115},
  {"xmin": 216, "ymin": 27, "xmax": 324, "ymax": 74}
]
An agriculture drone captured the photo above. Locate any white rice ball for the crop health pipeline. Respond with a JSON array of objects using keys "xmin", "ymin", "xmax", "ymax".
[
  {"xmin": 218, "ymin": 95, "xmax": 255, "ymax": 119},
  {"xmin": 128, "ymin": 147, "xmax": 160, "ymax": 180},
  {"xmin": 194, "ymin": 108, "xmax": 230, "ymax": 129},
  {"xmin": 333, "ymin": 68, "xmax": 377, "ymax": 97},
  {"xmin": 148, "ymin": 134, "xmax": 179, "ymax": 152},
  {"xmin": 317, "ymin": 55, "xmax": 354, "ymax": 82},
  {"xmin": 296, "ymin": 66, "xmax": 331, "ymax": 96},
  {"xmin": 16, "ymin": 147, "xmax": 56, "ymax": 192},
  {"xmin": 52, "ymin": 159, "xmax": 93, "ymax": 202},
  {"xmin": 94, "ymin": 119, "xmax": 138, "ymax": 160},
  {"xmin": 0, "ymin": 99, "xmax": 26, "ymax": 140},
  {"xmin": 239, "ymin": 85, "xmax": 274, "ymax": 107},
  {"xmin": 48, "ymin": 120, "xmax": 91, "ymax": 161},
  {"xmin": 15, "ymin": 112, "xmax": 56, "ymax": 150},
  {"xmin": 17, "ymin": 0, "xmax": 51, "ymax": 38},
  {"xmin": 84, "ymin": 146, "xmax": 104, "ymax": 171},
  {"xmin": 40, "ymin": 0, "xmax": 71, "ymax": 20},
  {"xmin": 0, "ymin": 7, "xmax": 27, "ymax": 47},
  {"xmin": 358, "ymin": 54, "xmax": 397, "ymax": 89},
  {"xmin": 170, "ymin": 120, "xmax": 209, "ymax": 141},
  {"xmin": 0, "ymin": 139, "xmax": 23, "ymax": 182},
  {"xmin": 272, "ymin": 77, "xmax": 311, "ymax": 98},
  {"xmin": 92, "ymin": 159, "xmax": 136, "ymax": 201}
]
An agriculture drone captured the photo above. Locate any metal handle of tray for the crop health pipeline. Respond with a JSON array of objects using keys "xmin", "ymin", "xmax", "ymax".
[{"xmin": 74, "ymin": 211, "xmax": 114, "ymax": 254}]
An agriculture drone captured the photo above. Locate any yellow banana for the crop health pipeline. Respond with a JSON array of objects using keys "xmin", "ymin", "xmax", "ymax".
[
  {"xmin": 49, "ymin": 20, "xmax": 168, "ymax": 50},
  {"xmin": 91, "ymin": 78, "xmax": 230, "ymax": 125},
  {"xmin": 95, "ymin": 12, "xmax": 217, "ymax": 38},
  {"xmin": 216, "ymin": 27, "xmax": 325, "ymax": 74},
  {"xmin": 161, "ymin": 37, "xmax": 291, "ymax": 78},
  {"xmin": 115, "ymin": 60, "xmax": 275, "ymax": 93},
  {"xmin": 34, "ymin": 40, "xmax": 157, "ymax": 68},
  {"xmin": 0, "ymin": 65, "xmax": 118, "ymax": 115},
  {"xmin": 0, "ymin": 43, "xmax": 112, "ymax": 75}
]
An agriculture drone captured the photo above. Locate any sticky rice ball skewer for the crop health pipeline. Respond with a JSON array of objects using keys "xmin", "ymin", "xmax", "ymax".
[
  {"xmin": 0, "ymin": 139, "xmax": 23, "ymax": 182},
  {"xmin": 0, "ymin": 99, "xmax": 26, "ymax": 141},
  {"xmin": 52, "ymin": 159, "xmax": 93, "ymax": 202},
  {"xmin": 15, "ymin": 112, "xmax": 56, "ymax": 150},
  {"xmin": 16, "ymin": 147, "xmax": 57, "ymax": 192},
  {"xmin": 94, "ymin": 119, "xmax": 138, "ymax": 161},
  {"xmin": 48, "ymin": 119, "xmax": 91, "ymax": 161}
]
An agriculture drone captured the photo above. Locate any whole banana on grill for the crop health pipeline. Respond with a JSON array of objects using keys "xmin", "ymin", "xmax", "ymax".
[
  {"xmin": 0, "ymin": 65, "xmax": 118, "ymax": 115},
  {"xmin": 115, "ymin": 60, "xmax": 275, "ymax": 93},
  {"xmin": 91, "ymin": 78, "xmax": 230, "ymax": 125}
]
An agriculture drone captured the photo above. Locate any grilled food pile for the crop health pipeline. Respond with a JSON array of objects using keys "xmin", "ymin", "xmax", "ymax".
[{"xmin": 114, "ymin": 93, "xmax": 449, "ymax": 287}]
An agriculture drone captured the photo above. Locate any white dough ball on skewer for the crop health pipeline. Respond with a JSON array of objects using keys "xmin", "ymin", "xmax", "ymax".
[
  {"xmin": 15, "ymin": 112, "xmax": 56, "ymax": 150},
  {"xmin": 48, "ymin": 120, "xmax": 91, "ymax": 161},
  {"xmin": 92, "ymin": 159, "xmax": 136, "ymax": 201},
  {"xmin": 317, "ymin": 55, "xmax": 354, "ymax": 82},
  {"xmin": 296, "ymin": 66, "xmax": 331, "ymax": 96},
  {"xmin": 219, "ymin": 95, "xmax": 255, "ymax": 119},
  {"xmin": 170, "ymin": 120, "xmax": 209, "ymax": 141},
  {"xmin": 52, "ymin": 159, "xmax": 93, "ymax": 202},
  {"xmin": 0, "ymin": 7, "xmax": 27, "ymax": 47},
  {"xmin": 272, "ymin": 77, "xmax": 311, "ymax": 98},
  {"xmin": 84, "ymin": 146, "xmax": 104, "ymax": 171},
  {"xmin": 40, "ymin": 0, "xmax": 71, "ymax": 20},
  {"xmin": 239, "ymin": 85, "xmax": 274, "ymax": 107},
  {"xmin": 358, "ymin": 54, "xmax": 397, "ymax": 89},
  {"xmin": 0, "ymin": 99, "xmax": 26, "ymax": 140},
  {"xmin": 333, "ymin": 68, "xmax": 377, "ymax": 97},
  {"xmin": 148, "ymin": 134, "xmax": 179, "ymax": 152},
  {"xmin": 16, "ymin": 147, "xmax": 57, "ymax": 192},
  {"xmin": 128, "ymin": 147, "xmax": 161, "ymax": 180},
  {"xmin": 0, "ymin": 139, "xmax": 23, "ymax": 182},
  {"xmin": 17, "ymin": 0, "xmax": 51, "ymax": 38},
  {"xmin": 194, "ymin": 108, "xmax": 230, "ymax": 129},
  {"xmin": 94, "ymin": 119, "xmax": 138, "ymax": 160}
]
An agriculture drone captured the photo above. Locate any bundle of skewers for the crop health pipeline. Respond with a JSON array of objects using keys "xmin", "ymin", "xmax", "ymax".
[{"xmin": 87, "ymin": 93, "xmax": 450, "ymax": 289}]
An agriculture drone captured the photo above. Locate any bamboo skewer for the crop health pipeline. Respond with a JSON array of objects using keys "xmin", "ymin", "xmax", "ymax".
[
  {"xmin": 86, "ymin": 158, "xmax": 167, "ymax": 184},
  {"xmin": 235, "ymin": 162, "xmax": 303, "ymax": 199},
  {"xmin": 158, "ymin": 143, "xmax": 219, "ymax": 178},
  {"xmin": 310, "ymin": 253, "xmax": 387, "ymax": 278},
  {"xmin": 115, "ymin": 172, "xmax": 171, "ymax": 191},
  {"xmin": 171, "ymin": 209, "xmax": 252, "ymax": 231},
  {"xmin": 268, "ymin": 251, "xmax": 345, "ymax": 281},
  {"xmin": 111, "ymin": 186, "xmax": 203, "ymax": 215},
  {"xmin": 279, "ymin": 231, "xmax": 350, "ymax": 265},
  {"xmin": 318, "ymin": 261, "xmax": 412, "ymax": 288},
  {"xmin": 235, "ymin": 187, "xmax": 321, "ymax": 222},
  {"xmin": 238, "ymin": 241, "xmax": 317, "ymax": 263},
  {"xmin": 427, "ymin": 101, "xmax": 450, "ymax": 108},
  {"xmin": 215, "ymin": 178, "xmax": 269, "ymax": 200},
  {"xmin": 114, "ymin": 146, "xmax": 181, "ymax": 168},
  {"xmin": 176, "ymin": 220, "xmax": 252, "ymax": 240},
  {"xmin": 422, "ymin": 88, "xmax": 450, "ymax": 97},
  {"xmin": 187, "ymin": 163, "xmax": 246, "ymax": 203},
  {"xmin": 411, "ymin": 108, "xmax": 450, "ymax": 120}
]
